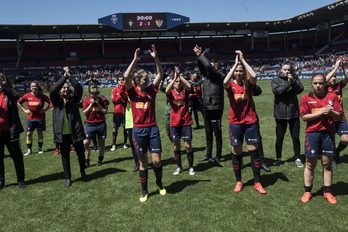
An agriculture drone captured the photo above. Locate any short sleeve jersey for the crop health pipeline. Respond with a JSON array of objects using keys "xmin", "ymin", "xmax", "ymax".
[
  {"xmin": 167, "ymin": 88, "xmax": 193, "ymax": 127},
  {"xmin": 18, "ymin": 92, "xmax": 51, "ymax": 120},
  {"xmin": 82, "ymin": 96, "xmax": 108, "ymax": 123},
  {"xmin": 128, "ymin": 83, "xmax": 158, "ymax": 128},
  {"xmin": 225, "ymin": 80, "xmax": 258, "ymax": 125},
  {"xmin": 300, "ymin": 92, "xmax": 342, "ymax": 134},
  {"xmin": 326, "ymin": 81, "xmax": 346, "ymax": 120}
]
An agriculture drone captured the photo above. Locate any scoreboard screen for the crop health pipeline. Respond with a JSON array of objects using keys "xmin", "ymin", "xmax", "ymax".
[
  {"xmin": 98, "ymin": 12, "xmax": 189, "ymax": 31},
  {"xmin": 122, "ymin": 13, "xmax": 167, "ymax": 30}
]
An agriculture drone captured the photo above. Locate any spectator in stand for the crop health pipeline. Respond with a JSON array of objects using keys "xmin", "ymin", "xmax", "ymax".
[
  {"xmin": 0, "ymin": 73, "xmax": 26, "ymax": 190},
  {"xmin": 166, "ymin": 66, "xmax": 195, "ymax": 176},
  {"xmin": 124, "ymin": 45, "xmax": 166, "ymax": 203},
  {"xmin": 18, "ymin": 81, "xmax": 51, "ymax": 156},
  {"xmin": 110, "ymin": 75, "xmax": 128, "ymax": 151},
  {"xmin": 223, "ymin": 50, "xmax": 267, "ymax": 194},
  {"xmin": 300, "ymin": 73, "xmax": 341, "ymax": 204},
  {"xmin": 189, "ymin": 71, "xmax": 204, "ymax": 129},
  {"xmin": 325, "ymin": 57, "xmax": 348, "ymax": 169},
  {"xmin": 50, "ymin": 67, "xmax": 86, "ymax": 187},
  {"xmin": 82, "ymin": 84, "xmax": 108, "ymax": 167},
  {"xmin": 193, "ymin": 44, "xmax": 225, "ymax": 164},
  {"xmin": 271, "ymin": 62, "xmax": 304, "ymax": 167}
]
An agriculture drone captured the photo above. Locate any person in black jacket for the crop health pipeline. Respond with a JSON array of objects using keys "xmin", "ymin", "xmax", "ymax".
[
  {"xmin": 193, "ymin": 45, "xmax": 225, "ymax": 164},
  {"xmin": 0, "ymin": 73, "xmax": 26, "ymax": 190},
  {"xmin": 50, "ymin": 67, "xmax": 86, "ymax": 187},
  {"xmin": 271, "ymin": 62, "xmax": 304, "ymax": 167}
]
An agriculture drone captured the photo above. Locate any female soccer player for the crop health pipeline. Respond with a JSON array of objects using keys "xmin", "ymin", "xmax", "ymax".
[
  {"xmin": 82, "ymin": 84, "xmax": 108, "ymax": 167},
  {"xmin": 124, "ymin": 45, "xmax": 166, "ymax": 202},
  {"xmin": 325, "ymin": 57, "xmax": 348, "ymax": 168},
  {"xmin": 300, "ymin": 73, "xmax": 342, "ymax": 204},
  {"xmin": 110, "ymin": 75, "xmax": 128, "ymax": 151},
  {"xmin": 223, "ymin": 50, "xmax": 266, "ymax": 194},
  {"xmin": 18, "ymin": 81, "xmax": 51, "ymax": 156},
  {"xmin": 165, "ymin": 66, "xmax": 195, "ymax": 176}
]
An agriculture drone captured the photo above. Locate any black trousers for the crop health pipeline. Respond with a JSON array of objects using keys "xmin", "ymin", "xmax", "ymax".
[
  {"xmin": 0, "ymin": 131, "xmax": 25, "ymax": 183},
  {"xmin": 59, "ymin": 134, "xmax": 85, "ymax": 179},
  {"xmin": 204, "ymin": 110, "xmax": 223, "ymax": 159},
  {"xmin": 275, "ymin": 117, "xmax": 301, "ymax": 160}
]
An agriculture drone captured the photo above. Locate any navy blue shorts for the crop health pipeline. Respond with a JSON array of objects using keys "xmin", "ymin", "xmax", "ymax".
[
  {"xmin": 304, "ymin": 131, "xmax": 335, "ymax": 157},
  {"xmin": 228, "ymin": 123, "xmax": 259, "ymax": 146},
  {"xmin": 26, "ymin": 119, "xmax": 46, "ymax": 132},
  {"xmin": 85, "ymin": 121, "xmax": 107, "ymax": 140},
  {"xmin": 132, "ymin": 125, "xmax": 162, "ymax": 155},
  {"xmin": 113, "ymin": 115, "xmax": 125, "ymax": 128},
  {"xmin": 334, "ymin": 119, "xmax": 348, "ymax": 135},
  {"xmin": 170, "ymin": 125, "xmax": 192, "ymax": 141}
]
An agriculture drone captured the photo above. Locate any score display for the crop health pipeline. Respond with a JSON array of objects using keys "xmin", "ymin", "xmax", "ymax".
[
  {"xmin": 98, "ymin": 12, "xmax": 189, "ymax": 31},
  {"xmin": 123, "ymin": 13, "xmax": 167, "ymax": 30}
]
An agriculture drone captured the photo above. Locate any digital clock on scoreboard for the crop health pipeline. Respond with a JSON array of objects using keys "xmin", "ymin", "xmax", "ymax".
[{"xmin": 122, "ymin": 13, "xmax": 167, "ymax": 30}]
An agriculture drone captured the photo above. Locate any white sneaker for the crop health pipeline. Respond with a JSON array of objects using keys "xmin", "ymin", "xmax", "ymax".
[
  {"xmin": 295, "ymin": 158, "xmax": 304, "ymax": 168},
  {"xmin": 38, "ymin": 148, "xmax": 43, "ymax": 154},
  {"xmin": 189, "ymin": 167, "xmax": 196, "ymax": 176},
  {"xmin": 110, "ymin": 145, "xmax": 116, "ymax": 151},
  {"xmin": 123, "ymin": 144, "xmax": 130, "ymax": 149},
  {"xmin": 173, "ymin": 167, "xmax": 183, "ymax": 175},
  {"xmin": 24, "ymin": 149, "xmax": 32, "ymax": 156}
]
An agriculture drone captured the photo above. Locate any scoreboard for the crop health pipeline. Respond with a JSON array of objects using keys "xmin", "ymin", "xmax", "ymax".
[{"xmin": 98, "ymin": 12, "xmax": 189, "ymax": 31}]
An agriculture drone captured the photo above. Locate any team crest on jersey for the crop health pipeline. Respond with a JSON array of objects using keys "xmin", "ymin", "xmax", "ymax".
[
  {"xmin": 111, "ymin": 15, "xmax": 118, "ymax": 24},
  {"xmin": 155, "ymin": 19, "xmax": 163, "ymax": 28}
]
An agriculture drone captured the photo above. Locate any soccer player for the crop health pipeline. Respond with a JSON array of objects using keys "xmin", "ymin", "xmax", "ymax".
[
  {"xmin": 124, "ymin": 45, "xmax": 166, "ymax": 202},
  {"xmin": 110, "ymin": 75, "xmax": 128, "ymax": 151},
  {"xmin": 82, "ymin": 84, "xmax": 108, "ymax": 167},
  {"xmin": 166, "ymin": 66, "xmax": 195, "ymax": 176},
  {"xmin": 300, "ymin": 73, "xmax": 341, "ymax": 204},
  {"xmin": 18, "ymin": 81, "xmax": 51, "ymax": 156},
  {"xmin": 325, "ymin": 57, "xmax": 348, "ymax": 168},
  {"xmin": 223, "ymin": 50, "xmax": 266, "ymax": 194},
  {"xmin": 271, "ymin": 62, "xmax": 304, "ymax": 167}
]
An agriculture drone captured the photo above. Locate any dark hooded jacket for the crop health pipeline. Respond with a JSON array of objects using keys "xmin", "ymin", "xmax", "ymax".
[
  {"xmin": 2, "ymin": 84, "xmax": 24, "ymax": 138},
  {"xmin": 197, "ymin": 54, "xmax": 225, "ymax": 111},
  {"xmin": 271, "ymin": 74, "xmax": 304, "ymax": 120},
  {"xmin": 50, "ymin": 75, "xmax": 85, "ymax": 144}
]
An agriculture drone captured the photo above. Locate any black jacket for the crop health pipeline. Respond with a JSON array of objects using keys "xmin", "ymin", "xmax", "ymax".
[
  {"xmin": 2, "ymin": 85, "xmax": 24, "ymax": 138},
  {"xmin": 50, "ymin": 76, "xmax": 85, "ymax": 144},
  {"xmin": 197, "ymin": 55, "xmax": 225, "ymax": 111},
  {"xmin": 271, "ymin": 74, "xmax": 304, "ymax": 120}
]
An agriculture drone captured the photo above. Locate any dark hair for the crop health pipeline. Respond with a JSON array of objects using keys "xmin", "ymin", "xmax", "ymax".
[
  {"xmin": 281, "ymin": 62, "xmax": 298, "ymax": 79},
  {"xmin": 309, "ymin": 73, "xmax": 326, "ymax": 98},
  {"xmin": 210, "ymin": 59, "xmax": 221, "ymax": 69},
  {"xmin": 30, "ymin": 81, "xmax": 43, "ymax": 93}
]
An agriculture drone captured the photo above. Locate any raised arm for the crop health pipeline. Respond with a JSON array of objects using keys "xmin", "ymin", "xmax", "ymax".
[
  {"xmin": 326, "ymin": 58, "xmax": 341, "ymax": 83},
  {"xmin": 124, "ymin": 48, "xmax": 141, "ymax": 90},
  {"xmin": 236, "ymin": 50, "xmax": 256, "ymax": 84},
  {"xmin": 223, "ymin": 54, "xmax": 239, "ymax": 89},
  {"xmin": 149, "ymin": 44, "xmax": 164, "ymax": 87},
  {"xmin": 165, "ymin": 67, "xmax": 178, "ymax": 95}
]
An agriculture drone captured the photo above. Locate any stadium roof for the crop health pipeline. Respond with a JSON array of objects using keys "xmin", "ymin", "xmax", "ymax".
[{"xmin": 0, "ymin": 1, "xmax": 348, "ymax": 40}]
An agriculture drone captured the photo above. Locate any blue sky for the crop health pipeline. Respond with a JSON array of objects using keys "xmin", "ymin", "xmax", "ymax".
[{"xmin": 1, "ymin": 0, "xmax": 336, "ymax": 24}]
